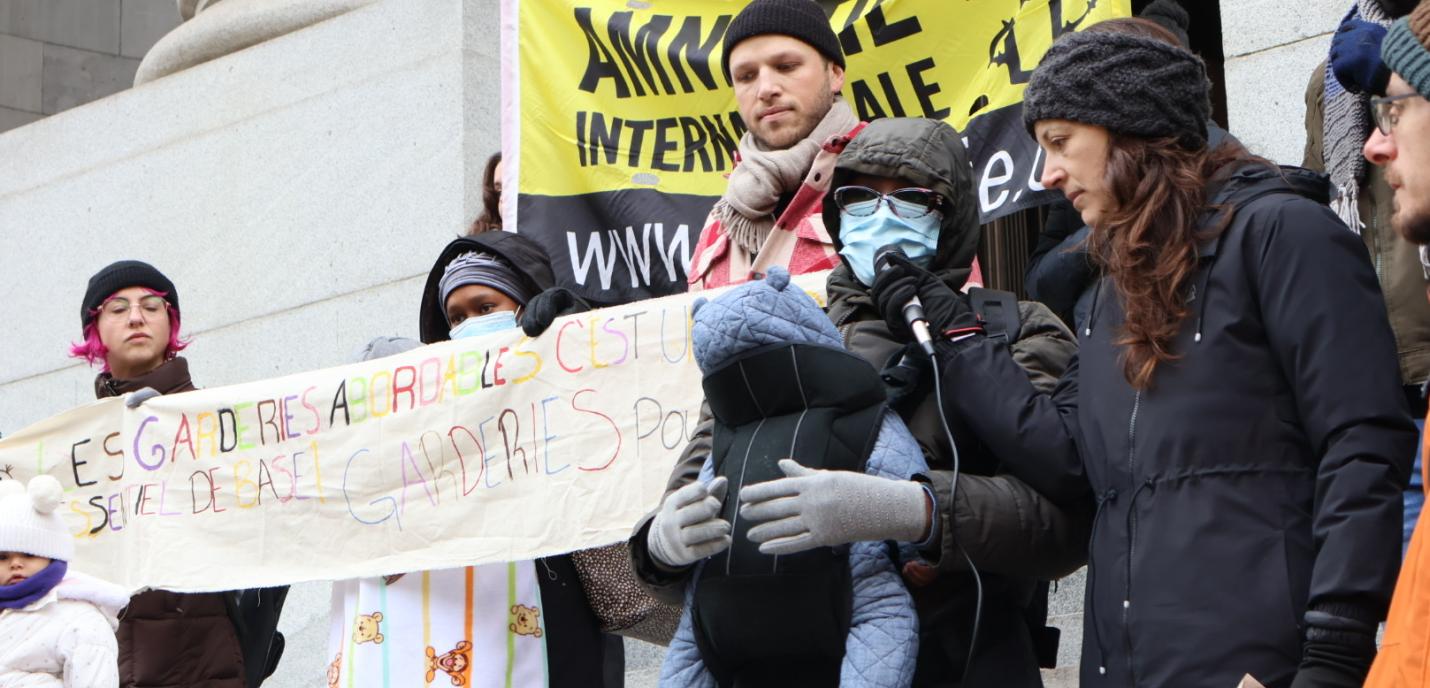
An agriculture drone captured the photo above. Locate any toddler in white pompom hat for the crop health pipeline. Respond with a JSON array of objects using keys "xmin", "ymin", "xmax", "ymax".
[{"xmin": 0, "ymin": 475, "xmax": 128, "ymax": 687}]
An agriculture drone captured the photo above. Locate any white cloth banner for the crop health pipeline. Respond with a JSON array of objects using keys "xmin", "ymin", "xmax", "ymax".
[{"xmin": 0, "ymin": 273, "xmax": 829, "ymax": 593}]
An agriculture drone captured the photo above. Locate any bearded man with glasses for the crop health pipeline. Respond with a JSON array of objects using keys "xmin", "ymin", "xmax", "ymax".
[{"xmin": 1363, "ymin": 4, "xmax": 1430, "ymax": 683}]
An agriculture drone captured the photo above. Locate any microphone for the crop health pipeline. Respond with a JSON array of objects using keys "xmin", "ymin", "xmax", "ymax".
[{"xmin": 874, "ymin": 245, "xmax": 936, "ymax": 357}]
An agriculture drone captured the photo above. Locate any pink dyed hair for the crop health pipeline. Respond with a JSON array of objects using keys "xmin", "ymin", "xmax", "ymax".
[{"xmin": 68, "ymin": 288, "xmax": 190, "ymax": 372}]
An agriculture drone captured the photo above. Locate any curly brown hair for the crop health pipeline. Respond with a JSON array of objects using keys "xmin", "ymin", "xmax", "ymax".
[{"xmin": 1089, "ymin": 135, "xmax": 1261, "ymax": 389}]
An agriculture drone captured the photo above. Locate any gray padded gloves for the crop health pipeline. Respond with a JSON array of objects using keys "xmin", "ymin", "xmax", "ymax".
[
  {"xmin": 647, "ymin": 476, "xmax": 732, "ymax": 569},
  {"xmin": 739, "ymin": 459, "xmax": 931, "ymax": 555}
]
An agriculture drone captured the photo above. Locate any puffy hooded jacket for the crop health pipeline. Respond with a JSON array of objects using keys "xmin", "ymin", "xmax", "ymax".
[
  {"xmin": 0, "ymin": 571, "xmax": 129, "ymax": 688},
  {"xmin": 418, "ymin": 231, "xmax": 619, "ymax": 688},
  {"xmin": 937, "ymin": 163, "xmax": 1415, "ymax": 688},
  {"xmin": 822, "ymin": 117, "xmax": 1087, "ymax": 686}
]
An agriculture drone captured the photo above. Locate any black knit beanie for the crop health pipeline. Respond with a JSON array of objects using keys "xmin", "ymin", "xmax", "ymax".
[
  {"xmin": 1138, "ymin": 0, "xmax": 1190, "ymax": 50},
  {"xmin": 1022, "ymin": 30, "xmax": 1212, "ymax": 150},
  {"xmin": 81, "ymin": 260, "xmax": 179, "ymax": 330},
  {"xmin": 721, "ymin": 0, "xmax": 843, "ymax": 79}
]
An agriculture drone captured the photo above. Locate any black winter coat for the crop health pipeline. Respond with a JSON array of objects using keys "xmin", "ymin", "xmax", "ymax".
[{"xmin": 938, "ymin": 165, "xmax": 1415, "ymax": 688}]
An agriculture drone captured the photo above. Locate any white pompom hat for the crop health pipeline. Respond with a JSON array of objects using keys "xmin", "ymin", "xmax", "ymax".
[{"xmin": 0, "ymin": 476, "xmax": 74, "ymax": 561}]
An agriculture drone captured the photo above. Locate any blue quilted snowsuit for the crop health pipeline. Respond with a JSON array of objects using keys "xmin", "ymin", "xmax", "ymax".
[{"xmin": 658, "ymin": 267, "xmax": 924, "ymax": 687}]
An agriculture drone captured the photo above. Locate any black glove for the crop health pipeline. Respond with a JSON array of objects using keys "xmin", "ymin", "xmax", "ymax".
[
  {"xmin": 520, "ymin": 287, "xmax": 593, "ymax": 337},
  {"xmin": 1288, "ymin": 607, "xmax": 1378, "ymax": 688},
  {"xmin": 870, "ymin": 250, "xmax": 979, "ymax": 341}
]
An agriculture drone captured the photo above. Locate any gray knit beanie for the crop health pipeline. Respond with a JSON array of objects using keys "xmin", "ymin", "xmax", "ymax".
[
  {"xmin": 1022, "ymin": 29, "xmax": 1213, "ymax": 150},
  {"xmin": 1382, "ymin": 6, "xmax": 1430, "ymax": 98}
]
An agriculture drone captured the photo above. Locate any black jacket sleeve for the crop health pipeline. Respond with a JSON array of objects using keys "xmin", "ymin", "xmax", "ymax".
[
  {"xmin": 933, "ymin": 337, "xmax": 1089, "ymax": 506},
  {"xmin": 1248, "ymin": 195, "xmax": 1415, "ymax": 621},
  {"xmin": 1026, "ymin": 198, "xmax": 1096, "ymax": 328},
  {"xmin": 922, "ymin": 470, "xmax": 1092, "ymax": 579}
]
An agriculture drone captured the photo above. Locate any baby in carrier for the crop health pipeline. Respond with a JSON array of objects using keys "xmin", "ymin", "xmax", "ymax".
[{"xmin": 660, "ymin": 267, "xmax": 927, "ymax": 687}]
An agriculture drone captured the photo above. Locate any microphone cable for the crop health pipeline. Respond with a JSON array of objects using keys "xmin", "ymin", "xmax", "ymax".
[{"xmin": 928, "ymin": 339, "xmax": 985, "ymax": 685}]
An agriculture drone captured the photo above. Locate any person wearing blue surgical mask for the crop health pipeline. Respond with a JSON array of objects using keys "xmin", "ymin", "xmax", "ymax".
[
  {"xmin": 740, "ymin": 117, "xmax": 1086, "ymax": 684},
  {"xmin": 444, "ymin": 268, "xmax": 523, "ymax": 339},
  {"xmin": 631, "ymin": 118, "xmax": 1086, "ymax": 685},
  {"xmin": 834, "ymin": 181, "xmax": 945, "ymax": 286},
  {"xmin": 414, "ymin": 231, "xmax": 627, "ymax": 688}
]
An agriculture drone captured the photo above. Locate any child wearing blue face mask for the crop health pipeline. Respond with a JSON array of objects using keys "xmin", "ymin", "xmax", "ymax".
[
  {"xmin": 438, "ymin": 250, "xmax": 532, "ymax": 339},
  {"xmin": 398, "ymin": 232, "xmax": 627, "ymax": 688}
]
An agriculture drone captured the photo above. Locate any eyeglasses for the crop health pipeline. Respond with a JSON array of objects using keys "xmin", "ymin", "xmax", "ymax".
[
  {"xmin": 1372, "ymin": 93, "xmax": 1422, "ymax": 136},
  {"xmin": 832, "ymin": 186, "xmax": 944, "ymax": 219},
  {"xmin": 100, "ymin": 295, "xmax": 169, "ymax": 321}
]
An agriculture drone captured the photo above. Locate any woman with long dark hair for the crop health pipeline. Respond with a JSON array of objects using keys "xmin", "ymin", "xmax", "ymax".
[{"xmin": 870, "ymin": 20, "xmax": 1416, "ymax": 688}]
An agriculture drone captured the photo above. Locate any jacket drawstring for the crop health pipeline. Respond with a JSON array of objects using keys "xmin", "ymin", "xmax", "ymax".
[
  {"xmin": 1086, "ymin": 487, "xmax": 1118, "ymax": 676},
  {"xmin": 1191, "ymin": 252, "xmax": 1220, "ymax": 343},
  {"xmin": 1119, "ymin": 478, "xmax": 1157, "ymax": 681},
  {"xmin": 1122, "ymin": 479, "xmax": 1156, "ymax": 611},
  {"xmin": 1084, "ymin": 278, "xmax": 1105, "ymax": 338}
]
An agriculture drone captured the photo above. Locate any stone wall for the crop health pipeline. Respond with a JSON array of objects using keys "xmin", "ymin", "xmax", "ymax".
[
  {"xmin": 1221, "ymin": 1, "xmax": 1342, "ymax": 165},
  {"xmin": 0, "ymin": 0, "xmax": 181, "ymax": 133},
  {"xmin": 0, "ymin": 1, "xmax": 498, "ymax": 684}
]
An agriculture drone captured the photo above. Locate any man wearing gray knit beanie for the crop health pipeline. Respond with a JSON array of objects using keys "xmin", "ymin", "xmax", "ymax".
[
  {"xmin": 1363, "ymin": 6, "xmax": 1430, "ymax": 683},
  {"xmin": 1307, "ymin": 0, "xmax": 1430, "ymax": 562},
  {"xmin": 1366, "ymin": 1, "xmax": 1430, "ymax": 247}
]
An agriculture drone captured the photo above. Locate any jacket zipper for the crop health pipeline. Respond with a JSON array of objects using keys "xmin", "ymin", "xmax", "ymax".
[{"xmin": 1123, "ymin": 391, "xmax": 1141, "ymax": 685}]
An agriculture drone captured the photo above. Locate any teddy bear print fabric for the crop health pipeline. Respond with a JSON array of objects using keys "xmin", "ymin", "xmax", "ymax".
[{"xmin": 327, "ymin": 562, "xmax": 547, "ymax": 687}]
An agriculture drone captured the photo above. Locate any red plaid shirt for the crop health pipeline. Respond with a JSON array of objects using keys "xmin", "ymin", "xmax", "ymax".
[{"xmin": 687, "ymin": 123, "xmax": 866, "ymax": 291}]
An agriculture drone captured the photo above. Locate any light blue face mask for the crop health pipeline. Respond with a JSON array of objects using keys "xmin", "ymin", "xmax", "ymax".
[
  {"xmin": 837, "ymin": 201, "xmax": 942, "ymax": 286},
  {"xmin": 449, "ymin": 310, "xmax": 519, "ymax": 339}
]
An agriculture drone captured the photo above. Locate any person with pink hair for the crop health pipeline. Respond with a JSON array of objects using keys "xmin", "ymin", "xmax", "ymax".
[
  {"xmin": 70, "ymin": 260, "xmax": 286, "ymax": 688},
  {"xmin": 70, "ymin": 260, "xmax": 191, "ymax": 394}
]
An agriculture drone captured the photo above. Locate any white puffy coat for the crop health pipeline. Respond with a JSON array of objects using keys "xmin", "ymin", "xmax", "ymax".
[{"xmin": 0, "ymin": 571, "xmax": 128, "ymax": 688}]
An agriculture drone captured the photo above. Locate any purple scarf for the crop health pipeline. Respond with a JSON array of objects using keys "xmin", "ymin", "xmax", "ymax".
[{"xmin": 0, "ymin": 560, "xmax": 67, "ymax": 610}]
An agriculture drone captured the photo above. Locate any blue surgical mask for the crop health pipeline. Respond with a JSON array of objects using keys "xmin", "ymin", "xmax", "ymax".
[
  {"xmin": 838, "ymin": 204, "xmax": 942, "ymax": 286},
  {"xmin": 449, "ymin": 310, "xmax": 519, "ymax": 339}
]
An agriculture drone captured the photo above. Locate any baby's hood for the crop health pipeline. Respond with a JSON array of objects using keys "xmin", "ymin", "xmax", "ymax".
[{"xmin": 55, "ymin": 570, "xmax": 130, "ymax": 629}]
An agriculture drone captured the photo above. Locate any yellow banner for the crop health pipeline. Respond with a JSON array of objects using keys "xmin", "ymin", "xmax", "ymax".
[
  {"xmin": 517, "ymin": 0, "xmax": 1129, "ymax": 198},
  {"xmin": 510, "ymin": 0, "xmax": 1128, "ymax": 302}
]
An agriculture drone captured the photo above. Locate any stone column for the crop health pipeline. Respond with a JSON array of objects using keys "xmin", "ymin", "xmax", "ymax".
[{"xmin": 135, "ymin": 0, "xmax": 379, "ymax": 85}]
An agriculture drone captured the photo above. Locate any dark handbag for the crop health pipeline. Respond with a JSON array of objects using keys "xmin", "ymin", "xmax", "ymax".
[{"xmin": 569, "ymin": 542, "xmax": 682, "ymax": 645}]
